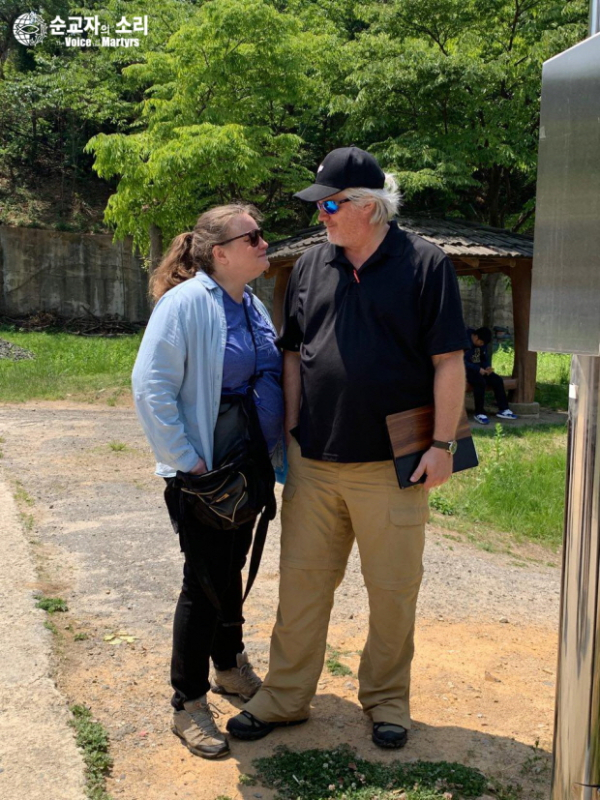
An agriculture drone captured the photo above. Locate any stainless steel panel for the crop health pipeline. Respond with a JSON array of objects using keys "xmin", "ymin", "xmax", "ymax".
[
  {"xmin": 530, "ymin": 34, "xmax": 600, "ymax": 355},
  {"xmin": 551, "ymin": 355, "xmax": 600, "ymax": 800}
]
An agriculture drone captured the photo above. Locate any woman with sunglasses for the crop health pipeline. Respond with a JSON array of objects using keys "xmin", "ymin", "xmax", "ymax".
[{"xmin": 132, "ymin": 204, "xmax": 283, "ymax": 760}]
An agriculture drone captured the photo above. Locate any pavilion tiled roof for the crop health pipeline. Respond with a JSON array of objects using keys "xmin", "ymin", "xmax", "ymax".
[{"xmin": 267, "ymin": 216, "xmax": 533, "ymax": 262}]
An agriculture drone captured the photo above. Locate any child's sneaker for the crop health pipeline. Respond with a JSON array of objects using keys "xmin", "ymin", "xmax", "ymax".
[
  {"xmin": 496, "ymin": 409, "xmax": 518, "ymax": 420},
  {"xmin": 474, "ymin": 414, "xmax": 489, "ymax": 425}
]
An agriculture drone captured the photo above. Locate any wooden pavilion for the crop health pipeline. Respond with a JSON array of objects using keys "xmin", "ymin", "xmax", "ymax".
[{"xmin": 263, "ymin": 216, "xmax": 537, "ymax": 407}]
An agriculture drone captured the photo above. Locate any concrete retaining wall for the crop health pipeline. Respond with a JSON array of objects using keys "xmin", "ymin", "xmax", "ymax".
[
  {"xmin": 0, "ymin": 226, "xmax": 151, "ymax": 320},
  {"xmin": 0, "ymin": 226, "xmax": 512, "ymax": 330}
]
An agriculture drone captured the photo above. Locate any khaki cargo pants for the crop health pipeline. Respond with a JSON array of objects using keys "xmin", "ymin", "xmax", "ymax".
[{"xmin": 244, "ymin": 438, "xmax": 429, "ymax": 728}]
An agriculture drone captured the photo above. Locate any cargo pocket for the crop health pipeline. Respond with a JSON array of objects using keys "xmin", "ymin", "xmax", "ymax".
[{"xmin": 389, "ymin": 498, "xmax": 430, "ymax": 527}]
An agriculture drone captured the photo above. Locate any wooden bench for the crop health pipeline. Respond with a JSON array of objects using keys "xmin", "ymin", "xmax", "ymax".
[{"xmin": 466, "ymin": 376, "xmax": 518, "ymax": 394}]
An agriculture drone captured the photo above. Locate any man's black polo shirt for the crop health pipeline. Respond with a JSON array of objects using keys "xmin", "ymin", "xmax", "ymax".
[{"xmin": 278, "ymin": 220, "xmax": 469, "ymax": 462}]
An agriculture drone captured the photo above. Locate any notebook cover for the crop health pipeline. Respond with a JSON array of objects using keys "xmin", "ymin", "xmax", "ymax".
[{"xmin": 386, "ymin": 404, "xmax": 479, "ymax": 489}]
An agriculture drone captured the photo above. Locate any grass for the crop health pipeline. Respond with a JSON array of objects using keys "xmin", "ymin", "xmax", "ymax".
[
  {"xmin": 19, "ymin": 512, "xmax": 35, "ymax": 531},
  {"xmin": 14, "ymin": 480, "xmax": 34, "ymax": 505},
  {"xmin": 35, "ymin": 596, "xmax": 69, "ymax": 613},
  {"xmin": 325, "ymin": 645, "xmax": 354, "ymax": 678},
  {"xmin": 430, "ymin": 423, "xmax": 567, "ymax": 548},
  {"xmin": 492, "ymin": 346, "xmax": 570, "ymax": 410},
  {"xmin": 0, "ymin": 327, "xmax": 142, "ymax": 403},
  {"xmin": 108, "ymin": 441, "xmax": 127, "ymax": 452},
  {"xmin": 44, "ymin": 619, "xmax": 59, "ymax": 635},
  {"xmin": 252, "ymin": 745, "xmax": 498, "ymax": 800},
  {"xmin": 69, "ymin": 705, "xmax": 114, "ymax": 800}
]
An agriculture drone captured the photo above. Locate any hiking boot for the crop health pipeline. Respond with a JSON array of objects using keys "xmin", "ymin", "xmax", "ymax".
[
  {"xmin": 172, "ymin": 695, "xmax": 230, "ymax": 759},
  {"xmin": 212, "ymin": 652, "xmax": 262, "ymax": 702},
  {"xmin": 372, "ymin": 722, "xmax": 408, "ymax": 749}
]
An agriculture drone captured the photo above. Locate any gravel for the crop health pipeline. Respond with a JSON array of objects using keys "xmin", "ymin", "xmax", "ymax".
[
  {"xmin": 0, "ymin": 337, "xmax": 35, "ymax": 361},
  {"xmin": 0, "ymin": 405, "xmax": 561, "ymax": 635}
]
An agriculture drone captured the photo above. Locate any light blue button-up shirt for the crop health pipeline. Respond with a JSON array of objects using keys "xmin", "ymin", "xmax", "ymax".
[{"xmin": 132, "ymin": 270, "xmax": 279, "ymax": 477}]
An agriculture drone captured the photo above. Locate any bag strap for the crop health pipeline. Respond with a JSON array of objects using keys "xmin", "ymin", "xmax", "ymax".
[
  {"xmin": 181, "ymin": 297, "xmax": 275, "ymax": 624},
  {"xmin": 175, "ymin": 462, "xmax": 276, "ymax": 627},
  {"xmin": 242, "ymin": 492, "xmax": 277, "ymax": 604}
]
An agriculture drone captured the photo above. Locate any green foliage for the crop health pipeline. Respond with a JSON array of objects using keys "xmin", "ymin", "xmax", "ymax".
[
  {"xmin": 430, "ymin": 492, "xmax": 457, "ymax": 516},
  {"xmin": 0, "ymin": 327, "xmax": 142, "ymax": 403},
  {"xmin": 332, "ymin": 0, "xmax": 588, "ymax": 223},
  {"xmin": 36, "ymin": 596, "xmax": 69, "ymax": 613},
  {"xmin": 108, "ymin": 441, "xmax": 127, "ymax": 451},
  {"xmin": 86, "ymin": 0, "xmax": 331, "ymax": 249},
  {"xmin": 492, "ymin": 347, "xmax": 570, "ymax": 410},
  {"xmin": 253, "ymin": 745, "xmax": 488, "ymax": 799},
  {"xmin": 325, "ymin": 644, "xmax": 354, "ymax": 677},
  {"xmin": 431, "ymin": 424, "xmax": 567, "ymax": 546},
  {"xmin": 0, "ymin": 0, "xmax": 591, "ymax": 238},
  {"xmin": 69, "ymin": 704, "xmax": 114, "ymax": 800}
]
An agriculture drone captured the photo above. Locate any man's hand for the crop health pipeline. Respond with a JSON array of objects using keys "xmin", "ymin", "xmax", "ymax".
[
  {"xmin": 479, "ymin": 368, "xmax": 487, "ymax": 375},
  {"xmin": 485, "ymin": 367, "xmax": 494, "ymax": 375},
  {"xmin": 190, "ymin": 457, "xmax": 207, "ymax": 475},
  {"xmin": 410, "ymin": 447, "xmax": 453, "ymax": 489}
]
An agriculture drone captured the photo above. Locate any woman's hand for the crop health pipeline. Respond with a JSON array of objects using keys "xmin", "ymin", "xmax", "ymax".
[{"xmin": 189, "ymin": 457, "xmax": 208, "ymax": 475}]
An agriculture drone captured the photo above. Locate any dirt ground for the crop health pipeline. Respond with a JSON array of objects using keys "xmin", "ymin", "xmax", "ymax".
[{"xmin": 0, "ymin": 402, "xmax": 563, "ymax": 800}]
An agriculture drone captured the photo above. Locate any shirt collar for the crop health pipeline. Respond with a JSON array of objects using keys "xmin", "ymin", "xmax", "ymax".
[{"xmin": 193, "ymin": 270, "xmax": 255, "ymax": 296}]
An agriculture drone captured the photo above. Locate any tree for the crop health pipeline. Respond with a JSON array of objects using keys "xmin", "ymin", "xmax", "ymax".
[
  {"xmin": 332, "ymin": 0, "xmax": 587, "ymax": 228},
  {"xmin": 86, "ymin": 0, "xmax": 333, "ymax": 253}
]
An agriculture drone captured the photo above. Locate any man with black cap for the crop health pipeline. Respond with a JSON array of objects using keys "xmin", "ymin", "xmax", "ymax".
[{"xmin": 227, "ymin": 146, "xmax": 469, "ymax": 748}]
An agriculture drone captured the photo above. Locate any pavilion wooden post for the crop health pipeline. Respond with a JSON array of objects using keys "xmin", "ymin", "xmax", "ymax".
[
  {"xmin": 270, "ymin": 264, "xmax": 292, "ymax": 335},
  {"xmin": 510, "ymin": 259, "xmax": 537, "ymax": 404}
]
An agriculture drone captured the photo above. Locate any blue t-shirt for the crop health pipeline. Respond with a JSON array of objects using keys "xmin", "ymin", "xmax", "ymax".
[{"xmin": 221, "ymin": 290, "xmax": 283, "ymax": 455}]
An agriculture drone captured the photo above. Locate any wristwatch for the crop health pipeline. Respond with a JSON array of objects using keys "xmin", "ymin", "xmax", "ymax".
[{"xmin": 431, "ymin": 439, "xmax": 458, "ymax": 455}]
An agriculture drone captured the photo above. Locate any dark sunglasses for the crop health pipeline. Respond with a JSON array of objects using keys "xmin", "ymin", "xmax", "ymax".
[
  {"xmin": 216, "ymin": 228, "xmax": 264, "ymax": 247},
  {"xmin": 316, "ymin": 198, "xmax": 351, "ymax": 215}
]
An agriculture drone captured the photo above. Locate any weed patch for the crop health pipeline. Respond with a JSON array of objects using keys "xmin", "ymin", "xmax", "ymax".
[
  {"xmin": 253, "ymin": 745, "xmax": 488, "ymax": 800},
  {"xmin": 108, "ymin": 441, "xmax": 127, "ymax": 452},
  {"xmin": 69, "ymin": 705, "xmax": 113, "ymax": 800},
  {"xmin": 325, "ymin": 645, "xmax": 353, "ymax": 677},
  {"xmin": 35, "ymin": 596, "xmax": 68, "ymax": 613}
]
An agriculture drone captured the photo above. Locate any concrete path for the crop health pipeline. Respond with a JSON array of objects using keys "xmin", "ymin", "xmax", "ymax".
[{"xmin": 0, "ymin": 476, "xmax": 86, "ymax": 800}]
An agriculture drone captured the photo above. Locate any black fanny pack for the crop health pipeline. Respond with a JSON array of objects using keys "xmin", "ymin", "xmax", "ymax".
[
  {"xmin": 175, "ymin": 392, "xmax": 274, "ymax": 531},
  {"xmin": 168, "ymin": 388, "xmax": 276, "ymax": 619}
]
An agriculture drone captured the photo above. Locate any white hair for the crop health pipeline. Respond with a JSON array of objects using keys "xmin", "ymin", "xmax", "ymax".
[{"xmin": 343, "ymin": 173, "xmax": 403, "ymax": 225}]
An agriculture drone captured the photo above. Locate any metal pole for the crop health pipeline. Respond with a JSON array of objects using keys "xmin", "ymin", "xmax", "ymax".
[
  {"xmin": 591, "ymin": 0, "xmax": 600, "ymax": 35},
  {"xmin": 549, "ymin": 6, "xmax": 600, "ymax": 798},
  {"xmin": 551, "ymin": 356, "xmax": 600, "ymax": 799}
]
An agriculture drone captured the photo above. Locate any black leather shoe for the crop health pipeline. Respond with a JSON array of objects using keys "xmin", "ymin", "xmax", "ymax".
[
  {"xmin": 226, "ymin": 710, "xmax": 307, "ymax": 741},
  {"xmin": 372, "ymin": 722, "xmax": 408, "ymax": 749}
]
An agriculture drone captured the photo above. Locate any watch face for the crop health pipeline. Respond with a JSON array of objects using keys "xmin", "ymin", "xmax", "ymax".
[{"xmin": 449, "ymin": 440, "xmax": 458, "ymax": 455}]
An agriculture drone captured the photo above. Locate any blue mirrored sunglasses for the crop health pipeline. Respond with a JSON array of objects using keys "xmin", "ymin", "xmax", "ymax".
[{"xmin": 316, "ymin": 198, "xmax": 352, "ymax": 215}]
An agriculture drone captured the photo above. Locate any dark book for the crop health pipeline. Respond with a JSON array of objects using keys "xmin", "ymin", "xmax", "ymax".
[{"xmin": 386, "ymin": 404, "xmax": 479, "ymax": 489}]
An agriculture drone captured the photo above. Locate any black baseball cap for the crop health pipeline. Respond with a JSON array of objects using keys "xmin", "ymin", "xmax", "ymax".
[{"xmin": 294, "ymin": 146, "xmax": 385, "ymax": 202}]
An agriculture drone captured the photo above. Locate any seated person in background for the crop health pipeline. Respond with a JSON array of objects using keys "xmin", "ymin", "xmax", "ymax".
[{"xmin": 465, "ymin": 326, "xmax": 518, "ymax": 424}]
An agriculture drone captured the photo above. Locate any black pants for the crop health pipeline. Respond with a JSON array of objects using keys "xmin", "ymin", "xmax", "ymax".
[
  {"xmin": 469, "ymin": 371, "xmax": 509, "ymax": 415},
  {"xmin": 164, "ymin": 480, "xmax": 254, "ymax": 710}
]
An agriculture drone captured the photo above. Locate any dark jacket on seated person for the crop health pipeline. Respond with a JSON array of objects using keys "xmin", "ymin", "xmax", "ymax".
[{"xmin": 464, "ymin": 328, "xmax": 490, "ymax": 378}]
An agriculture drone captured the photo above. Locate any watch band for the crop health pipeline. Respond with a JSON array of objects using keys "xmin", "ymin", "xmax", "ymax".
[{"xmin": 432, "ymin": 439, "xmax": 458, "ymax": 454}]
